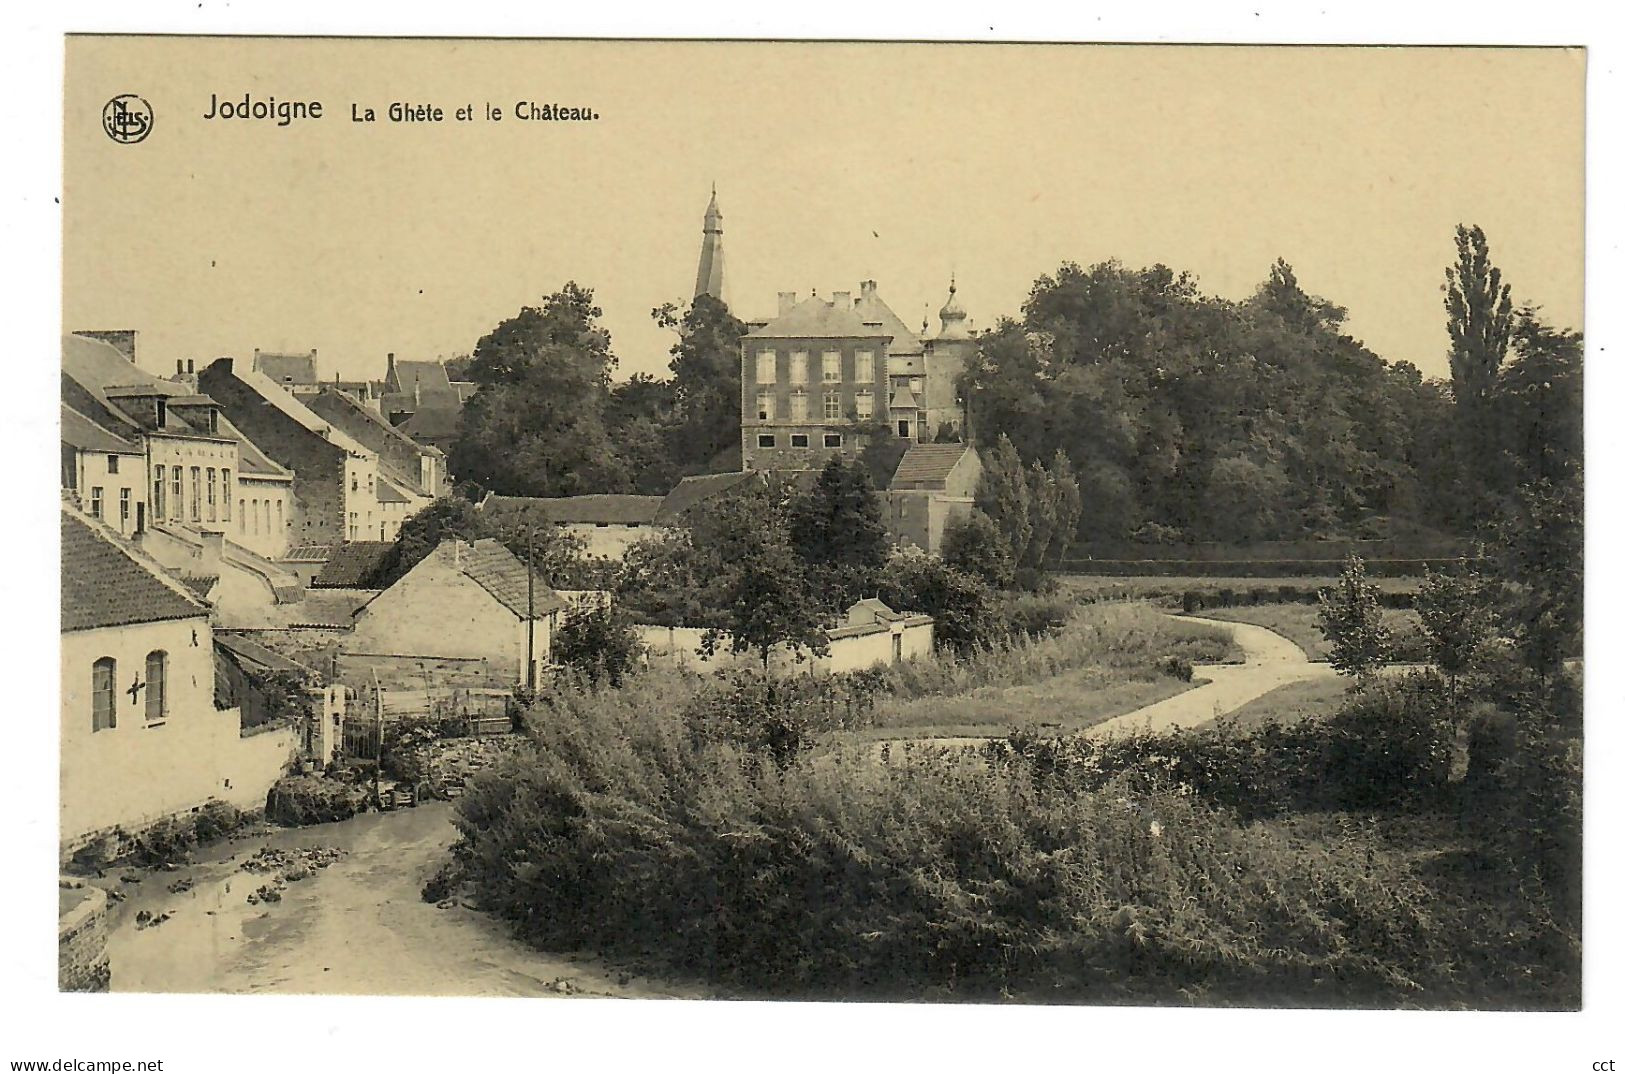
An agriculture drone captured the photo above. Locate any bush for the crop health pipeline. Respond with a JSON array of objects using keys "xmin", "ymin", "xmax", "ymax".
[
  {"xmin": 552, "ymin": 600, "xmax": 645, "ymax": 686},
  {"xmin": 266, "ymin": 775, "xmax": 370, "ymax": 826},
  {"xmin": 1160, "ymin": 655, "xmax": 1194, "ymax": 682},
  {"xmin": 451, "ymin": 693, "xmax": 1451, "ymax": 1004}
]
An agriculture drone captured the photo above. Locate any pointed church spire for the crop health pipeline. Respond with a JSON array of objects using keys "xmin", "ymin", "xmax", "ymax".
[{"xmin": 694, "ymin": 187, "xmax": 727, "ymax": 305}]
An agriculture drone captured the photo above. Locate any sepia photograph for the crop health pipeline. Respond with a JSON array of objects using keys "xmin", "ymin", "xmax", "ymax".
[{"xmin": 33, "ymin": 22, "xmax": 1601, "ymax": 1065}]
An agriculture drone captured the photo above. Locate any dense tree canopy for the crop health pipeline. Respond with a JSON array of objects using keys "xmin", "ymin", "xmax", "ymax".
[{"xmin": 961, "ymin": 258, "xmax": 1465, "ymax": 544}]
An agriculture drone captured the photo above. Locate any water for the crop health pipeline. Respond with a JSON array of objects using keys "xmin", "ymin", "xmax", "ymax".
[{"xmin": 101, "ymin": 802, "xmax": 694, "ymax": 998}]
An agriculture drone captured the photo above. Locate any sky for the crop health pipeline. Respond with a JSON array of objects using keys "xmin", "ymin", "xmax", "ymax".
[{"xmin": 64, "ymin": 39, "xmax": 1584, "ymax": 384}]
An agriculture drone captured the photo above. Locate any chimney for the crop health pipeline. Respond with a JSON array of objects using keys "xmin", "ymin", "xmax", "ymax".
[
  {"xmin": 832, "ymin": 291, "xmax": 852, "ymax": 310},
  {"xmin": 187, "ymin": 359, "xmax": 195, "ymax": 374},
  {"xmin": 387, "ymin": 352, "xmax": 396, "ymax": 379},
  {"xmin": 176, "ymin": 359, "xmax": 184, "ymax": 375},
  {"xmin": 861, "ymin": 280, "xmax": 878, "ymax": 299},
  {"xmin": 777, "ymin": 292, "xmax": 797, "ymax": 316}
]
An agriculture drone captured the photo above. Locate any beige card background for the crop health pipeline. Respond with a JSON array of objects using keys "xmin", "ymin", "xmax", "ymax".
[{"xmin": 64, "ymin": 38, "xmax": 1582, "ymax": 384}]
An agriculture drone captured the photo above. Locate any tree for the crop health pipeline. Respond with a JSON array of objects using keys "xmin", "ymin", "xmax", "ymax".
[
  {"xmin": 452, "ymin": 284, "xmax": 629, "ymax": 496},
  {"xmin": 655, "ymin": 293, "xmax": 747, "ymax": 472},
  {"xmin": 1202, "ymin": 455, "xmax": 1288, "ymax": 543},
  {"xmin": 367, "ymin": 496, "xmax": 586, "ymax": 590},
  {"xmin": 552, "ymin": 600, "xmax": 645, "ymax": 687},
  {"xmin": 877, "ymin": 547, "xmax": 992, "ymax": 653},
  {"xmin": 699, "ymin": 536, "xmax": 829, "ymax": 671},
  {"xmin": 1316, "ymin": 555, "xmax": 1392, "ymax": 679},
  {"xmin": 975, "ymin": 434, "xmax": 1033, "ymax": 564},
  {"xmin": 1443, "ymin": 225, "xmax": 1515, "ymax": 512},
  {"xmin": 1415, "ymin": 561, "xmax": 1497, "ymax": 716},
  {"xmin": 941, "ymin": 510, "xmax": 1015, "ymax": 589},
  {"xmin": 1046, "ymin": 450, "xmax": 1084, "ymax": 564},
  {"xmin": 788, "ymin": 457, "xmax": 891, "ymax": 607}
]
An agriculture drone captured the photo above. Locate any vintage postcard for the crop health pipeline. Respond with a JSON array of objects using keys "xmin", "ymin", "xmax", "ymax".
[{"xmin": 55, "ymin": 32, "xmax": 1584, "ymax": 1032}]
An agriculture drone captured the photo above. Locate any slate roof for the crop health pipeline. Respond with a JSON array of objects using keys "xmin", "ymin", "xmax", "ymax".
[
  {"xmin": 222, "ymin": 363, "xmax": 376, "ymax": 459},
  {"xmin": 61, "ymin": 507, "xmax": 209, "ymax": 632},
  {"xmin": 61, "ymin": 405, "xmax": 140, "ymax": 454},
  {"xmin": 746, "ymin": 296, "xmax": 891, "ymax": 340},
  {"xmin": 62, "ymin": 335, "xmax": 206, "ymax": 438},
  {"xmin": 889, "ymin": 443, "xmax": 972, "ymax": 488},
  {"xmin": 889, "ymin": 383, "xmax": 920, "ymax": 410},
  {"xmin": 449, "ymin": 539, "xmax": 564, "ymax": 618},
  {"xmin": 253, "ymin": 352, "xmax": 318, "ymax": 385},
  {"xmin": 852, "ymin": 289, "xmax": 923, "ymax": 355},
  {"xmin": 376, "ymin": 475, "xmax": 412, "ymax": 504},
  {"xmin": 397, "ymin": 405, "xmax": 463, "ymax": 441},
  {"xmin": 216, "ymin": 414, "xmax": 293, "ymax": 478},
  {"xmin": 484, "ymin": 494, "xmax": 663, "ymax": 526},
  {"xmin": 387, "ymin": 360, "xmax": 454, "ymax": 395},
  {"xmin": 312, "ymin": 541, "xmax": 394, "ymax": 588},
  {"xmin": 654, "ymin": 471, "xmax": 759, "ymax": 522}
]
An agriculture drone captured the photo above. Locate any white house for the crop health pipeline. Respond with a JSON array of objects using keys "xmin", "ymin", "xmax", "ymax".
[
  {"xmin": 345, "ymin": 538, "xmax": 565, "ymax": 686},
  {"xmin": 60, "ymin": 505, "xmax": 298, "ymax": 854}
]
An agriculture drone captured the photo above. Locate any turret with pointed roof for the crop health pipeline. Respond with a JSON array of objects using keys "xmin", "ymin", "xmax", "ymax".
[{"xmin": 693, "ymin": 186, "xmax": 728, "ymax": 306}]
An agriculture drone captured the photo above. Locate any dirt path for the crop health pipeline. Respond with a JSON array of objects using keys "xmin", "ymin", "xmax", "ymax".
[
  {"xmin": 900, "ymin": 614, "xmax": 1336, "ymax": 750},
  {"xmin": 1083, "ymin": 614, "xmax": 1336, "ymax": 739},
  {"xmin": 100, "ymin": 803, "xmax": 699, "ymax": 998}
]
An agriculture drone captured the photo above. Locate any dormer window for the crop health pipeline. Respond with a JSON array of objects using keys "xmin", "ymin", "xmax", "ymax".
[{"xmin": 155, "ymin": 399, "xmax": 168, "ymax": 428}]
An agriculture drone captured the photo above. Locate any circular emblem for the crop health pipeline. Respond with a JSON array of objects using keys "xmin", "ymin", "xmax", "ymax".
[{"xmin": 102, "ymin": 94, "xmax": 153, "ymax": 144}]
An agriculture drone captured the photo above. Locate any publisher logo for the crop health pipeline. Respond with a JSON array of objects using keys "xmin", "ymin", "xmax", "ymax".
[{"xmin": 102, "ymin": 94, "xmax": 153, "ymax": 144}]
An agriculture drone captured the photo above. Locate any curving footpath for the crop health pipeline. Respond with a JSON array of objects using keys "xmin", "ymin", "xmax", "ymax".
[{"xmin": 1084, "ymin": 615, "xmax": 1336, "ymax": 739}]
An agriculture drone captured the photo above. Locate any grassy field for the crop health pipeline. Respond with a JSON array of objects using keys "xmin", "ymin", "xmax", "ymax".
[
  {"xmin": 860, "ymin": 602, "xmax": 1234, "ymax": 741},
  {"xmin": 1193, "ymin": 602, "xmax": 1423, "ymax": 661},
  {"xmin": 1056, "ymin": 574, "xmax": 1423, "ymax": 604},
  {"xmin": 1217, "ymin": 676, "xmax": 1351, "ymax": 731}
]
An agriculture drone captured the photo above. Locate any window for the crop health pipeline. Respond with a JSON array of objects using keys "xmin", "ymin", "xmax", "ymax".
[
  {"xmin": 251, "ymin": 499, "xmax": 259, "ymax": 535},
  {"xmin": 153, "ymin": 465, "xmax": 165, "ymax": 517},
  {"xmin": 910, "ymin": 377, "xmax": 924, "ymax": 394},
  {"xmin": 791, "ymin": 434, "xmax": 810, "ymax": 448},
  {"xmin": 855, "ymin": 350, "xmax": 875, "ymax": 382},
  {"xmin": 789, "ymin": 351, "xmax": 809, "ymax": 384},
  {"xmin": 276, "ymin": 500, "xmax": 283, "ymax": 531},
  {"xmin": 823, "ymin": 391, "xmax": 841, "ymax": 420},
  {"xmin": 855, "ymin": 388, "xmax": 874, "ymax": 419},
  {"xmin": 92, "ymin": 658, "xmax": 116, "ymax": 732},
  {"xmin": 119, "ymin": 488, "xmax": 131, "ymax": 527},
  {"xmin": 107, "ymin": 454, "xmax": 120, "ymax": 474},
  {"xmin": 171, "ymin": 468, "xmax": 182, "ymax": 520},
  {"xmin": 89, "ymin": 487, "xmax": 103, "ymax": 519},
  {"xmin": 221, "ymin": 470, "xmax": 231, "ymax": 520},
  {"xmin": 238, "ymin": 500, "xmax": 246, "ymax": 531},
  {"xmin": 824, "ymin": 433, "xmax": 844, "ymax": 449},
  {"xmin": 190, "ymin": 467, "xmax": 201, "ymax": 521},
  {"xmin": 155, "ymin": 399, "xmax": 167, "ymax": 428},
  {"xmin": 789, "ymin": 390, "xmax": 808, "ymax": 421},
  {"xmin": 351, "ymin": 474, "xmax": 359, "ymax": 493},
  {"xmin": 755, "ymin": 350, "xmax": 776, "ymax": 384},
  {"xmin": 898, "ymin": 419, "xmax": 912, "ymax": 439},
  {"xmin": 348, "ymin": 512, "xmax": 357, "ymax": 541},
  {"xmin": 756, "ymin": 391, "xmax": 775, "ymax": 421},
  {"xmin": 144, "ymin": 650, "xmax": 167, "ymax": 722},
  {"xmin": 206, "ymin": 468, "xmax": 217, "ymax": 522},
  {"xmin": 756, "ymin": 434, "xmax": 776, "ymax": 449},
  {"xmin": 821, "ymin": 350, "xmax": 841, "ymax": 382}
]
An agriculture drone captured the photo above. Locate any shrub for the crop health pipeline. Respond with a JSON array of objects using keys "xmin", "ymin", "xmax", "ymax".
[
  {"xmin": 1181, "ymin": 590, "xmax": 1205, "ymax": 614},
  {"xmin": 552, "ymin": 599, "xmax": 645, "ymax": 687},
  {"xmin": 1160, "ymin": 655, "xmax": 1194, "ymax": 682},
  {"xmin": 451, "ymin": 695, "xmax": 1451, "ymax": 1004},
  {"xmin": 266, "ymin": 775, "xmax": 370, "ymax": 826}
]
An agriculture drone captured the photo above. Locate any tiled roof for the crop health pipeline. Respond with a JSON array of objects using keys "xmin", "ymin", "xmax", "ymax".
[
  {"xmin": 484, "ymin": 493, "xmax": 662, "ymax": 526},
  {"xmin": 845, "ymin": 597, "xmax": 905, "ymax": 626},
  {"xmin": 889, "ymin": 443, "xmax": 972, "ymax": 488},
  {"xmin": 654, "ymin": 470, "xmax": 758, "ymax": 522},
  {"xmin": 61, "ymin": 405, "xmax": 140, "ymax": 453},
  {"xmin": 61, "ymin": 507, "xmax": 209, "ymax": 632},
  {"xmin": 253, "ymin": 352, "xmax": 318, "ymax": 385},
  {"xmin": 451, "ymin": 538, "xmax": 564, "ymax": 618},
  {"xmin": 221, "ymin": 363, "xmax": 376, "ymax": 459},
  {"xmin": 282, "ymin": 543, "xmax": 335, "ymax": 564},
  {"xmin": 746, "ymin": 296, "xmax": 891, "ymax": 340},
  {"xmin": 388, "ymin": 360, "xmax": 454, "ymax": 394},
  {"xmin": 312, "ymin": 541, "xmax": 394, "ymax": 588}
]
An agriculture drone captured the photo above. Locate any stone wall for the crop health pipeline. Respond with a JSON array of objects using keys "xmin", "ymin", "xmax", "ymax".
[
  {"xmin": 58, "ymin": 883, "xmax": 109, "ymax": 992},
  {"xmin": 639, "ymin": 617, "xmax": 934, "ymax": 675}
]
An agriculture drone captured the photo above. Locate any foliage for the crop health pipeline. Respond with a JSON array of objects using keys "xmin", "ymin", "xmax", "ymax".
[
  {"xmin": 265, "ymin": 774, "xmax": 370, "ymax": 827},
  {"xmin": 974, "ymin": 434, "xmax": 1033, "ymax": 565},
  {"xmin": 655, "ymin": 293, "xmax": 748, "ymax": 472},
  {"xmin": 788, "ymin": 457, "xmax": 890, "ymax": 607},
  {"xmin": 876, "ymin": 546, "xmax": 992, "ymax": 652},
  {"xmin": 366, "ymin": 495, "xmax": 588, "ymax": 590},
  {"xmin": 551, "ymin": 599, "xmax": 645, "ymax": 686},
  {"xmin": 940, "ymin": 509, "xmax": 1015, "ymax": 589},
  {"xmin": 122, "ymin": 801, "xmax": 253, "ymax": 867},
  {"xmin": 1414, "ymin": 562, "xmax": 1497, "ymax": 689},
  {"xmin": 681, "ymin": 669, "xmax": 879, "ymax": 767},
  {"xmin": 962, "ymin": 258, "xmax": 1466, "ymax": 542},
  {"xmin": 1316, "ymin": 555, "xmax": 1392, "ymax": 678},
  {"xmin": 1443, "ymin": 224, "xmax": 1515, "ymax": 506}
]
